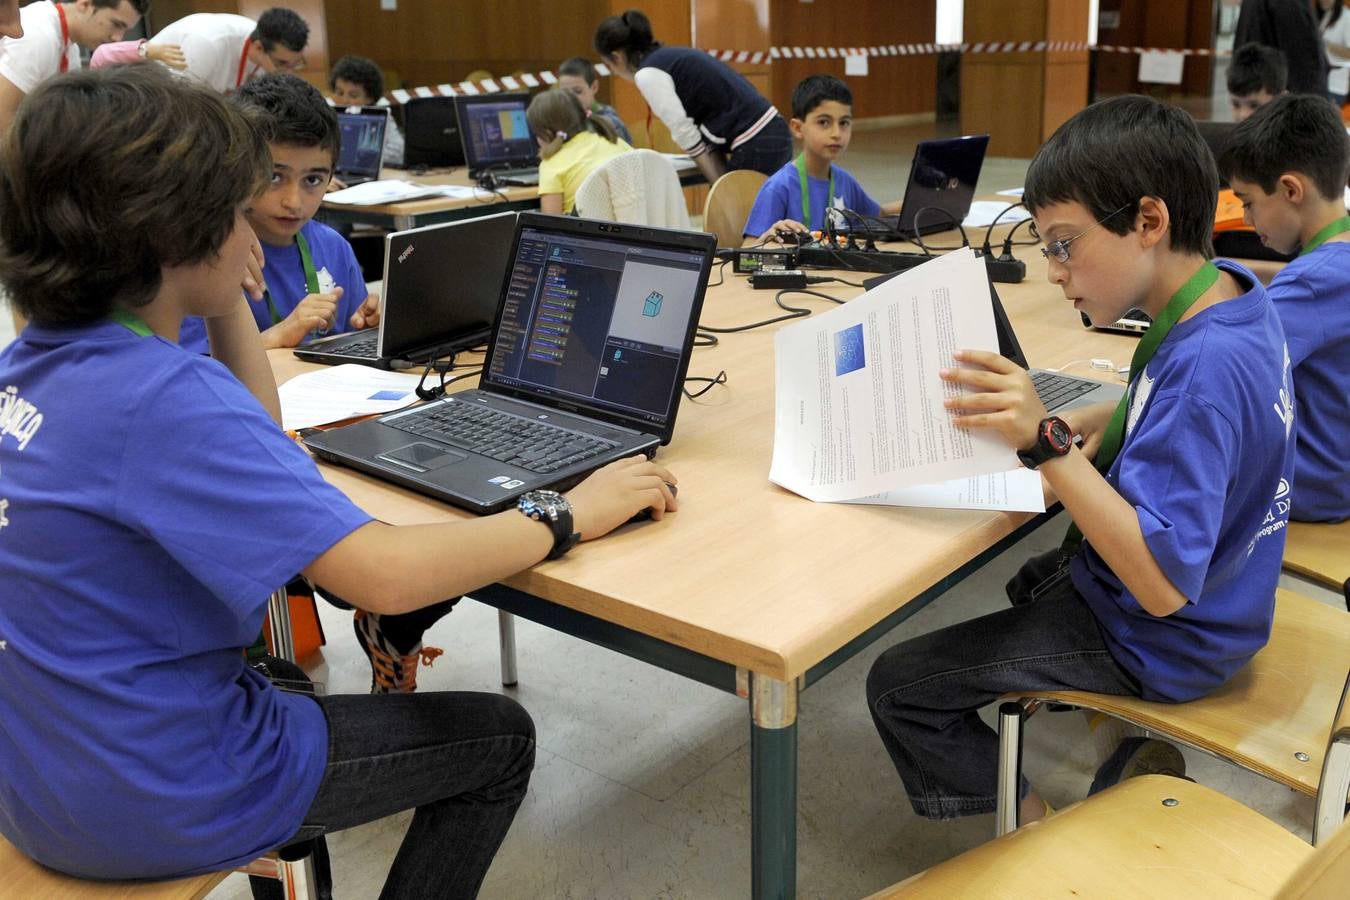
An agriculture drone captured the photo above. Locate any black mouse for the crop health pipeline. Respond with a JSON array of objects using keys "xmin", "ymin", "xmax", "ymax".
[{"xmin": 626, "ymin": 483, "xmax": 678, "ymax": 524}]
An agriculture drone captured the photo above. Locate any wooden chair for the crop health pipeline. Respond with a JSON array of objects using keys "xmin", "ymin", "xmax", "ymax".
[
  {"xmin": 1282, "ymin": 519, "xmax": 1350, "ymax": 611},
  {"xmin": 0, "ymin": 837, "xmax": 227, "ymax": 899},
  {"xmin": 864, "ymin": 774, "xmax": 1350, "ymax": 899},
  {"xmin": 995, "ymin": 589, "xmax": 1350, "ymax": 843},
  {"xmin": 702, "ymin": 169, "xmax": 768, "ymax": 248}
]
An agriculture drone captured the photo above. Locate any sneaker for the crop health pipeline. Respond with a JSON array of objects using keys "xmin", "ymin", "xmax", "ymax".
[
  {"xmin": 1089, "ymin": 737, "xmax": 1189, "ymax": 796},
  {"xmin": 352, "ymin": 610, "xmax": 444, "ymax": 694}
]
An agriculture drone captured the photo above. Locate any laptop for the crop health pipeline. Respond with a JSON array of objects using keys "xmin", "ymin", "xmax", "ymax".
[
  {"xmin": 402, "ymin": 96, "xmax": 465, "ymax": 169},
  {"xmin": 293, "ymin": 211, "xmax": 518, "ymax": 369},
  {"xmin": 1081, "ymin": 308, "xmax": 1151, "ymax": 336},
  {"xmin": 840, "ymin": 134, "xmax": 990, "ymax": 240},
  {"xmin": 304, "ymin": 213, "xmax": 717, "ymax": 514},
  {"xmin": 987, "ymin": 279, "xmax": 1126, "ymax": 414},
  {"xmin": 335, "ymin": 106, "xmax": 389, "ymax": 186},
  {"xmin": 455, "ymin": 93, "xmax": 541, "ymax": 184},
  {"xmin": 1193, "ymin": 119, "xmax": 1235, "ymax": 187}
]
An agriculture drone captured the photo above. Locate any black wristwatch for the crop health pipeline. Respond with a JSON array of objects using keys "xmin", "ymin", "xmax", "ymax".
[
  {"xmin": 517, "ymin": 490, "xmax": 581, "ymax": 560},
  {"xmin": 1017, "ymin": 416, "xmax": 1075, "ymax": 470}
]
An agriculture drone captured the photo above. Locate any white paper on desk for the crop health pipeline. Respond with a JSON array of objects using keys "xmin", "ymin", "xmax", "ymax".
[
  {"xmin": 996, "ymin": 187, "xmax": 1025, "ymax": 198},
  {"xmin": 848, "ymin": 469, "xmax": 1046, "ymax": 512},
  {"xmin": 279, "ymin": 364, "xmax": 423, "ymax": 431},
  {"xmin": 963, "ymin": 201, "xmax": 1031, "ymax": 228},
  {"xmin": 769, "ymin": 247, "xmax": 1019, "ymax": 503},
  {"xmin": 325, "ymin": 180, "xmax": 449, "ymax": 205},
  {"xmin": 434, "ymin": 184, "xmax": 480, "ymax": 199}
]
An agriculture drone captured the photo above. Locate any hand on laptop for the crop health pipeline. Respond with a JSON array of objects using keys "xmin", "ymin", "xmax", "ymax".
[
  {"xmin": 349, "ymin": 291, "xmax": 381, "ymax": 331},
  {"xmin": 261, "ymin": 287, "xmax": 343, "ymax": 350},
  {"xmin": 939, "ymin": 349, "xmax": 1049, "ymax": 452},
  {"xmin": 565, "ymin": 456, "xmax": 679, "ymax": 540}
]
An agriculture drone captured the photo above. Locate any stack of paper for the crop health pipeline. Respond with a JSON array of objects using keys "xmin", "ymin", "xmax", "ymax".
[
  {"xmin": 769, "ymin": 249, "xmax": 1044, "ymax": 512},
  {"xmin": 326, "ymin": 180, "xmax": 469, "ymax": 206},
  {"xmin": 279, "ymin": 364, "xmax": 424, "ymax": 431}
]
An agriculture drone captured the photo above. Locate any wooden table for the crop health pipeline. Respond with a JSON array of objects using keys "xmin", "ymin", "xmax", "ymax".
[{"xmin": 272, "ymin": 246, "xmax": 1136, "ymax": 898}]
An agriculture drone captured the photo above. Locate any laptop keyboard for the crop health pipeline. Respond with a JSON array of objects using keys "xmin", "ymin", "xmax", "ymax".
[
  {"xmin": 390, "ymin": 400, "xmax": 618, "ymax": 474},
  {"xmin": 327, "ymin": 333, "xmax": 379, "ymax": 358},
  {"xmin": 1031, "ymin": 370, "xmax": 1099, "ymax": 411}
]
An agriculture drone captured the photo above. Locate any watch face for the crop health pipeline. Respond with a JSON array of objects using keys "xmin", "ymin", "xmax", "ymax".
[{"xmin": 1046, "ymin": 418, "xmax": 1073, "ymax": 452}]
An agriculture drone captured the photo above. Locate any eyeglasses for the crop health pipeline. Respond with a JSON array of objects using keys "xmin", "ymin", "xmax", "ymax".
[
  {"xmin": 267, "ymin": 51, "xmax": 306, "ymax": 72},
  {"xmin": 1037, "ymin": 205, "xmax": 1131, "ymax": 263}
]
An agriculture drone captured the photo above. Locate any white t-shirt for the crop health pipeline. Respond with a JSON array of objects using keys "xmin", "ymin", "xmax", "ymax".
[
  {"xmin": 1325, "ymin": 13, "xmax": 1350, "ymax": 96},
  {"xmin": 148, "ymin": 13, "xmax": 257, "ymax": 95},
  {"xmin": 0, "ymin": 1, "xmax": 82, "ymax": 94}
]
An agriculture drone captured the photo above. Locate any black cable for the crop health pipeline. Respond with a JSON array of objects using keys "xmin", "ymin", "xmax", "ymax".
[
  {"xmin": 980, "ymin": 201, "xmax": 1027, "ymax": 255},
  {"xmin": 707, "ymin": 257, "xmax": 729, "ymax": 287},
  {"xmin": 912, "ymin": 206, "xmax": 970, "ymax": 254},
  {"xmin": 682, "ymin": 369, "xmax": 727, "ymax": 399},
  {"xmin": 697, "ymin": 288, "xmax": 845, "ymax": 333},
  {"xmin": 693, "ymin": 329, "xmax": 719, "ymax": 347},
  {"xmin": 1000, "ymin": 216, "xmax": 1039, "ymax": 253},
  {"xmin": 811, "ymin": 275, "xmax": 867, "ymax": 288}
]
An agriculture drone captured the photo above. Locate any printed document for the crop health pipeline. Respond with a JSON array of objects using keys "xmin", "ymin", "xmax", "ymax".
[
  {"xmin": 770, "ymin": 248, "xmax": 1040, "ymax": 511},
  {"xmin": 279, "ymin": 364, "xmax": 423, "ymax": 431}
]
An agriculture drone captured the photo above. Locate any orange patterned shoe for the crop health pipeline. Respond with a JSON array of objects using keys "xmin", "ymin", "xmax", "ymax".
[{"xmin": 353, "ymin": 610, "xmax": 444, "ymax": 694}]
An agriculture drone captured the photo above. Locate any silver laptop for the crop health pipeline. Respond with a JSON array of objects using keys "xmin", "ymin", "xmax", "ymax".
[
  {"xmin": 1082, "ymin": 308, "xmax": 1151, "ymax": 336},
  {"xmin": 304, "ymin": 213, "xmax": 717, "ymax": 514},
  {"xmin": 293, "ymin": 211, "xmax": 517, "ymax": 369},
  {"xmin": 335, "ymin": 106, "xmax": 389, "ymax": 186}
]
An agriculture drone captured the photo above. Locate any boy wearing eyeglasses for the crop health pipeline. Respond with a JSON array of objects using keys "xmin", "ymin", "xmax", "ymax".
[
  {"xmin": 1220, "ymin": 95, "xmax": 1350, "ymax": 522},
  {"xmin": 867, "ymin": 95, "xmax": 1295, "ymax": 825}
]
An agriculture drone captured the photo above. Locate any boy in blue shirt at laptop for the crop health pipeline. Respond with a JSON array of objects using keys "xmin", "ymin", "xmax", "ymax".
[
  {"xmin": 1220, "ymin": 94, "xmax": 1350, "ymax": 522},
  {"xmin": 742, "ymin": 74, "xmax": 900, "ymax": 243},
  {"xmin": 866, "ymin": 95, "xmax": 1295, "ymax": 824}
]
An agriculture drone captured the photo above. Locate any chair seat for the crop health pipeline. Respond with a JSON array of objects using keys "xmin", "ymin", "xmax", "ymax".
[
  {"xmin": 867, "ymin": 775, "xmax": 1312, "ymax": 899},
  {"xmin": 1006, "ymin": 588, "xmax": 1350, "ymax": 796},
  {"xmin": 1282, "ymin": 520, "xmax": 1350, "ymax": 597},
  {"xmin": 0, "ymin": 836, "xmax": 227, "ymax": 900}
]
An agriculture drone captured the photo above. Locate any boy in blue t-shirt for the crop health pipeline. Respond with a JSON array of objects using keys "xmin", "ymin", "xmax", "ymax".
[
  {"xmin": 1220, "ymin": 94, "xmax": 1350, "ymax": 522},
  {"xmin": 866, "ymin": 95, "xmax": 1295, "ymax": 825},
  {"xmin": 742, "ymin": 74, "xmax": 900, "ymax": 242}
]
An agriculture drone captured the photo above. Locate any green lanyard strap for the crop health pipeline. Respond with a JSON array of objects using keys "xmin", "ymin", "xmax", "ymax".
[
  {"xmin": 1299, "ymin": 215, "xmax": 1350, "ymax": 256},
  {"xmin": 262, "ymin": 230, "xmax": 321, "ymax": 325},
  {"xmin": 1062, "ymin": 260, "xmax": 1221, "ymax": 556},
  {"xmin": 795, "ymin": 153, "xmax": 834, "ymax": 232},
  {"xmin": 109, "ymin": 309, "xmax": 154, "ymax": 337}
]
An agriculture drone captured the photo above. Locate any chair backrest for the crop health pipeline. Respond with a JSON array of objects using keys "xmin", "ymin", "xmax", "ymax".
[
  {"xmin": 1313, "ymin": 670, "xmax": 1350, "ymax": 848},
  {"xmin": 1276, "ymin": 807, "xmax": 1350, "ymax": 899},
  {"xmin": 702, "ymin": 169, "xmax": 768, "ymax": 248},
  {"xmin": 574, "ymin": 148, "xmax": 691, "ymax": 229}
]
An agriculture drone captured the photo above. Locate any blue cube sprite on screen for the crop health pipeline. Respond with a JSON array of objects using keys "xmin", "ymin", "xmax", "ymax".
[{"xmin": 643, "ymin": 290, "xmax": 664, "ymax": 317}]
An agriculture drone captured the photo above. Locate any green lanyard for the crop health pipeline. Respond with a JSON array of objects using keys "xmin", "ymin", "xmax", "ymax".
[
  {"xmin": 795, "ymin": 153, "xmax": 834, "ymax": 232},
  {"xmin": 110, "ymin": 309, "xmax": 154, "ymax": 337},
  {"xmin": 1062, "ymin": 261, "xmax": 1221, "ymax": 555},
  {"xmin": 261, "ymin": 230, "xmax": 320, "ymax": 325},
  {"xmin": 1299, "ymin": 215, "xmax": 1350, "ymax": 256}
]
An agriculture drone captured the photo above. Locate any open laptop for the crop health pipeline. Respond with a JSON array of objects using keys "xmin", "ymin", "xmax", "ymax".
[
  {"xmin": 1082, "ymin": 308, "xmax": 1151, "ymax": 336},
  {"xmin": 304, "ymin": 213, "xmax": 717, "ymax": 514},
  {"xmin": 334, "ymin": 106, "xmax": 389, "ymax": 186},
  {"xmin": 456, "ymin": 93, "xmax": 541, "ymax": 184},
  {"xmin": 988, "ymin": 279, "xmax": 1126, "ymax": 414},
  {"xmin": 402, "ymin": 96, "xmax": 465, "ymax": 168},
  {"xmin": 840, "ymin": 134, "xmax": 990, "ymax": 240},
  {"xmin": 294, "ymin": 211, "xmax": 517, "ymax": 368}
]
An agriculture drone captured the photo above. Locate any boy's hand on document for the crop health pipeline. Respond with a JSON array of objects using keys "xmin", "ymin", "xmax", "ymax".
[{"xmin": 940, "ymin": 349, "xmax": 1049, "ymax": 452}]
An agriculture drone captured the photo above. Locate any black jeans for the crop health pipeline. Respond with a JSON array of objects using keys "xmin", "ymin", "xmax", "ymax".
[
  {"xmin": 727, "ymin": 114, "xmax": 792, "ymax": 176},
  {"xmin": 865, "ymin": 551, "xmax": 1139, "ymax": 819},
  {"xmin": 251, "ymin": 659, "xmax": 534, "ymax": 899}
]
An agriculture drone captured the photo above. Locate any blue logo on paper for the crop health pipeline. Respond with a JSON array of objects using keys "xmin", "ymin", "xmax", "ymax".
[
  {"xmin": 643, "ymin": 290, "xmax": 664, "ymax": 317},
  {"xmin": 834, "ymin": 323, "xmax": 865, "ymax": 376}
]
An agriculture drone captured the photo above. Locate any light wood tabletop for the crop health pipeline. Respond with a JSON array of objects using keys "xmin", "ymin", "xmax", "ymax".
[
  {"xmin": 271, "ymin": 246, "xmax": 1136, "ymax": 684},
  {"xmin": 320, "ymin": 167, "xmax": 540, "ymax": 231}
]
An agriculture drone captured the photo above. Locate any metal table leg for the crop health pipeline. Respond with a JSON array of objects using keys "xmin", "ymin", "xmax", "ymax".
[
  {"xmin": 750, "ymin": 673, "xmax": 798, "ymax": 899},
  {"xmin": 498, "ymin": 609, "xmax": 518, "ymax": 686}
]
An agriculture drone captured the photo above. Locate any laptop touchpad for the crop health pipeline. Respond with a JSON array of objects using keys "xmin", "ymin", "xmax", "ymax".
[{"xmin": 379, "ymin": 442, "xmax": 466, "ymax": 472}]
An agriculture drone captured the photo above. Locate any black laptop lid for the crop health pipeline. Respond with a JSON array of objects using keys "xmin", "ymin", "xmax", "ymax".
[
  {"xmin": 897, "ymin": 134, "xmax": 990, "ymax": 234},
  {"xmin": 1193, "ymin": 119, "xmax": 1235, "ymax": 187},
  {"xmin": 402, "ymin": 96, "xmax": 464, "ymax": 168},
  {"xmin": 480, "ymin": 213, "xmax": 716, "ymax": 442},
  {"xmin": 455, "ymin": 93, "xmax": 539, "ymax": 172},
  {"xmin": 335, "ymin": 106, "xmax": 388, "ymax": 181},
  {"xmin": 987, "ymin": 279, "xmax": 1031, "ymax": 370},
  {"xmin": 377, "ymin": 211, "xmax": 517, "ymax": 360}
]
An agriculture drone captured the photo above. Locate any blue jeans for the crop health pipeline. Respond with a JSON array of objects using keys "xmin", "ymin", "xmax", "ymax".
[
  {"xmin": 865, "ymin": 551, "xmax": 1139, "ymax": 819},
  {"xmin": 727, "ymin": 115, "xmax": 792, "ymax": 176},
  {"xmin": 251, "ymin": 659, "xmax": 534, "ymax": 899}
]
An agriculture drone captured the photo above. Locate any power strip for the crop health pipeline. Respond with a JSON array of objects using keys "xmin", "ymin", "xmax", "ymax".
[{"xmin": 798, "ymin": 246, "xmax": 1026, "ymax": 284}]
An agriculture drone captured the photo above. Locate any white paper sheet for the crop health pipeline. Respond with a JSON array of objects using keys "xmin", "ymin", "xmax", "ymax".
[
  {"xmin": 769, "ymin": 248, "xmax": 1020, "ymax": 503},
  {"xmin": 962, "ymin": 201, "xmax": 1032, "ymax": 228},
  {"xmin": 847, "ymin": 469, "xmax": 1046, "ymax": 512},
  {"xmin": 279, "ymin": 364, "xmax": 424, "ymax": 431},
  {"xmin": 1138, "ymin": 50, "xmax": 1185, "ymax": 85},
  {"xmin": 996, "ymin": 187, "xmax": 1025, "ymax": 198},
  {"xmin": 324, "ymin": 180, "xmax": 458, "ymax": 205}
]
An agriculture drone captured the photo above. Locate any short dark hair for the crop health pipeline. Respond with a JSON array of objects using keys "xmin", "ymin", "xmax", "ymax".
[
  {"xmin": 594, "ymin": 9, "xmax": 660, "ymax": 65},
  {"xmin": 0, "ymin": 66, "xmax": 268, "ymax": 326},
  {"xmin": 1219, "ymin": 94, "xmax": 1350, "ymax": 200},
  {"xmin": 94, "ymin": 0, "xmax": 150, "ymax": 12},
  {"xmin": 235, "ymin": 73, "xmax": 339, "ymax": 165},
  {"xmin": 791, "ymin": 74, "xmax": 852, "ymax": 120},
  {"xmin": 1024, "ymin": 95, "xmax": 1217, "ymax": 257},
  {"xmin": 251, "ymin": 7, "xmax": 308, "ymax": 53},
  {"xmin": 1227, "ymin": 43, "xmax": 1287, "ymax": 97},
  {"xmin": 558, "ymin": 57, "xmax": 598, "ymax": 84},
  {"xmin": 329, "ymin": 55, "xmax": 384, "ymax": 102}
]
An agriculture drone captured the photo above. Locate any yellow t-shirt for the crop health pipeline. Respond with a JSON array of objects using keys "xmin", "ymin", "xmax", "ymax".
[{"xmin": 538, "ymin": 131, "xmax": 634, "ymax": 213}]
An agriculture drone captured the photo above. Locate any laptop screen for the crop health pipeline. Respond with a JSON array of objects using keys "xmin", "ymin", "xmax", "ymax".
[
  {"xmin": 403, "ymin": 96, "xmax": 464, "ymax": 168},
  {"xmin": 897, "ymin": 134, "xmax": 990, "ymax": 234},
  {"xmin": 456, "ymin": 94, "xmax": 538, "ymax": 170},
  {"xmin": 483, "ymin": 220, "xmax": 712, "ymax": 435},
  {"xmin": 336, "ymin": 107, "xmax": 388, "ymax": 180}
]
